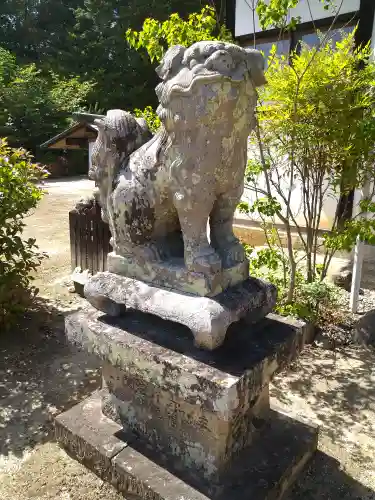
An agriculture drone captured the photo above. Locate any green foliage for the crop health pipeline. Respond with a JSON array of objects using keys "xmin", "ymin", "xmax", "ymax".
[
  {"xmin": 246, "ymin": 30, "xmax": 375, "ymax": 300},
  {"xmin": 249, "ymin": 197, "xmax": 282, "ymax": 217},
  {"xmin": 278, "ymin": 280, "xmax": 342, "ymax": 324},
  {"xmin": 256, "ymin": 0, "xmax": 336, "ymax": 31},
  {"xmin": 259, "ymin": 30, "xmax": 375, "ymax": 193},
  {"xmin": 0, "ymin": 0, "xmax": 204, "ymax": 149},
  {"xmin": 246, "ymin": 244, "xmax": 342, "ymax": 324},
  {"xmin": 0, "ymin": 139, "xmax": 48, "ymax": 330},
  {"xmin": 134, "ymin": 106, "xmax": 161, "ymax": 133},
  {"xmin": 0, "ymin": 48, "xmax": 94, "ymax": 154},
  {"xmin": 127, "ymin": 5, "xmax": 232, "ymax": 136},
  {"xmin": 61, "ymin": 0, "xmax": 204, "ymax": 110},
  {"xmin": 126, "ymin": 5, "xmax": 233, "ymax": 63},
  {"xmin": 257, "ymin": 0, "xmax": 300, "ymax": 31}
]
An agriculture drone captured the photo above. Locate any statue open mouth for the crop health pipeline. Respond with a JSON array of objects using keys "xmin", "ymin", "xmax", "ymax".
[
  {"xmin": 155, "ymin": 42, "xmax": 265, "ymax": 105},
  {"xmin": 166, "ymin": 71, "xmax": 245, "ymax": 98}
]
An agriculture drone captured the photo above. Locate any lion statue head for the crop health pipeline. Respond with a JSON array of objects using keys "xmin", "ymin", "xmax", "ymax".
[{"xmin": 155, "ymin": 41, "xmax": 266, "ymax": 135}]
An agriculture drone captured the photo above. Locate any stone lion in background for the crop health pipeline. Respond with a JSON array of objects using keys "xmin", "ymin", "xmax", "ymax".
[{"xmin": 84, "ymin": 41, "xmax": 266, "ymax": 280}]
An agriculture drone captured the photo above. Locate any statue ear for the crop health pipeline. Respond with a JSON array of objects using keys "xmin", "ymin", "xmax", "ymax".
[
  {"xmin": 93, "ymin": 118, "xmax": 105, "ymax": 128},
  {"xmin": 245, "ymin": 49, "xmax": 267, "ymax": 87},
  {"xmin": 156, "ymin": 45, "xmax": 186, "ymax": 81}
]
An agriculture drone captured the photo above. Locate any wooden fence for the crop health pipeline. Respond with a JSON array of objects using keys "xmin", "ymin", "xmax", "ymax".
[{"xmin": 69, "ymin": 200, "xmax": 111, "ymax": 275}]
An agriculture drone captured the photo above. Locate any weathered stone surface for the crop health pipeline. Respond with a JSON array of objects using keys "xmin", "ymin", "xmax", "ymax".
[
  {"xmin": 107, "ymin": 253, "xmax": 249, "ymax": 297},
  {"xmin": 84, "ymin": 41, "xmax": 266, "ymax": 295},
  {"xmin": 101, "ymin": 370, "xmax": 269, "ymax": 480},
  {"xmin": 65, "ymin": 309, "xmax": 310, "ymax": 412},
  {"xmin": 84, "ymin": 271, "xmax": 276, "ymax": 350},
  {"xmin": 353, "ymin": 309, "xmax": 375, "ymax": 346},
  {"xmin": 65, "ymin": 308, "xmax": 311, "ymax": 479},
  {"xmin": 55, "ymin": 392, "xmax": 318, "ymax": 500},
  {"xmin": 218, "ymin": 406, "xmax": 318, "ymax": 500},
  {"xmin": 54, "ymin": 393, "xmax": 127, "ymax": 483}
]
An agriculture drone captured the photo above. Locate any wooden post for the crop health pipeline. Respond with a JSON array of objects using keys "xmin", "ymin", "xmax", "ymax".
[{"xmin": 69, "ymin": 200, "xmax": 111, "ymax": 277}]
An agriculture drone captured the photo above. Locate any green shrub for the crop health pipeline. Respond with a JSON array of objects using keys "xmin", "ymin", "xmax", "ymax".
[
  {"xmin": 0, "ymin": 138, "xmax": 48, "ymax": 330},
  {"xmin": 126, "ymin": 5, "xmax": 232, "ymax": 64},
  {"xmin": 245, "ymin": 243, "xmax": 343, "ymax": 325},
  {"xmin": 134, "ymin": 106, "xmax": 161, "ymax": 133},
  {"xmin": 242, "ymin": 30, "xmax": 375, "ymax": 308}
]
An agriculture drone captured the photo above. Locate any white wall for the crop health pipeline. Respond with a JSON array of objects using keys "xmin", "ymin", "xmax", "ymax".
[
  {"xmin": 235, "ymin": 0, "xmax": 360, "ymax": 38},
  {"xmin": 239, "ymin": 147, "xmax": 338, "ymax": 230}
]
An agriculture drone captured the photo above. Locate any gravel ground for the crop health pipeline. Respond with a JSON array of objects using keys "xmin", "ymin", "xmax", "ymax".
[{"xmin": 1, "ymin": 177, "xmax": 374, "ymax": 500}]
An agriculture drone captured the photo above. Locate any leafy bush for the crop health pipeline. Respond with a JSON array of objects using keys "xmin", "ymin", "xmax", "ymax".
[
  {"xmin": 242, "ymin": 30, "xmax": 375, "ymax": 306},
  {"xmin": 246, "ymin": 243, "xmax": 343, "ymax": 324},
  {"xmin": 0, "ymin": 139, "xmax": 48, "ymax": 330},
  {"xmin": 126, "ymin": 5, "xmax": 232, "ymax": 64},
  {"xmin": 0, "ymin": 47, "xmax": 94, "ymax": 155},
  {"xmin": 134, "ymin": 106, "xmax": 161, "ymax": 133}
]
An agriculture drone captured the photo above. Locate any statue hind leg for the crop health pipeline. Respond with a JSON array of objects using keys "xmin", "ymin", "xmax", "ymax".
[{"xmin": 111, "ymin": 182, "xmax": 162, "ymax": 262}]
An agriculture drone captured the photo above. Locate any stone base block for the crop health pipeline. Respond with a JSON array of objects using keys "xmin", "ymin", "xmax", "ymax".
[
  {"xmin": 55, "ymin": 392, "xmax": 318, "ymax": 500},
  {"xmin": 65, "ymin": 309, "xmax": 311, "ymax": 479},
  {"xmin": 84, "ymin": 271, "xmax": 276, "ymax": 350},
  {"xmin": 101, "ymin": 380, "xmax": 270, "ymax": 481},
  {"xmin": 107, "ymin": 252, "xmax": 249, "ymax": 297}
]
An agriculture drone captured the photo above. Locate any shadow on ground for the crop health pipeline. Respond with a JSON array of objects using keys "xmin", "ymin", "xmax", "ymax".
[
  {"xmin": 271, "ymin": 345, "xmax": 375, "ymax": 469},
  {"xmin": 1, "ymin": 297, "xmax": 375, "ymax": 499},
  {"xmin": 0, "ymin": 297, "xmax": 101, "ymax": 469},
  {"xmin": 288, "ymin": 451, "xmax": 375, "ymax": 500}
]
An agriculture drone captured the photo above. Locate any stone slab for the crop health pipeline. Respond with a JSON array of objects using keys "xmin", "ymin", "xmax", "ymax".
[
  {"xmin": 108, "ymin": 252, "xmax": 249, "ymax": 297},
  {"xmin": 54, "ymin": 393, "xmax": 128, "ymax": 483},
  {"xmin": 66, "ymin": 309, "xmax": 310, "ymax": 413},
  {"xmin": 101, "ymin": 377, "xmax": 270, "ymax": 479},
  {"xmin": 84, "ymin": 271, "xmax": 277, "ymax": 350},
  {"xmin": 55, "ymin": 392, "xmax": 318, "ymax": 500},
  {"xmin": 65, "ymin": 309, "xmax": 310, "ymax": 476}
]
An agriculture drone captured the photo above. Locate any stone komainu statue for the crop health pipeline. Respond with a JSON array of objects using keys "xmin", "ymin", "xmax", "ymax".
[{"xmin": 80, "ymin": 41, "xmax": 266, "ymax": 297}]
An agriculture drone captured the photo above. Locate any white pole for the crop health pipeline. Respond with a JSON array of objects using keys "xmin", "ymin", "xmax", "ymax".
[
  {"xmin": 349, "ymin": 237, "xmax": 363, "ymax": 313},
  {"xmin": 350, "ymin": 15, "xmax": 375, "ymax": 312},
  {"xmin": 349, "ymin": 183, "xmax": 370, "ymax": 313}
]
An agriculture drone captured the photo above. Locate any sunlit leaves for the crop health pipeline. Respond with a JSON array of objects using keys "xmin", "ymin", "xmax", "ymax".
[
  {"xmin": 134, "ymin": 106, "xmax": 161, "ymax": 133},
  {"xmin": 0, "ymin": 139, "xmax": 47, "ymax": 330},
  {"xmin": 247, "ymin": 28, "xmax": 375, "ymax": 314},
  {"xmin": 126, "ymin": 6, "xmax": 233, "ymax": 64},
  {"xmin": 258, "ymin": 28, "xmax": 375, "ymax": 193},
  {"xmin": 257, "ymin": 0, "xmax": 336, "ymax": 31}
]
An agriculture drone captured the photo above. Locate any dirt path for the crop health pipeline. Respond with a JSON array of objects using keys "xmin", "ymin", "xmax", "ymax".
[
  {"xmin": 23, "ymin": 177, "xmax": 95, "ymax": 301},
  {"xmin": 1, "ymin": 177, "xmax": 374, "ymax": 499}
]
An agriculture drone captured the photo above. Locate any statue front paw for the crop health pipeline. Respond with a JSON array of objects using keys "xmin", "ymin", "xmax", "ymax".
[{"xmin": 186, "ymin": 248, "xmax": 222, "ymax": 274}]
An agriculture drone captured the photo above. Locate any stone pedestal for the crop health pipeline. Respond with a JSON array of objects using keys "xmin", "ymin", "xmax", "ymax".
[
  {"xmin": 83, "ymin": 272, "xmax": 277, "ymax": 350},
  {"xmin": 55, "ymin": 309, "xmax": 318, "ymax": 499}
]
